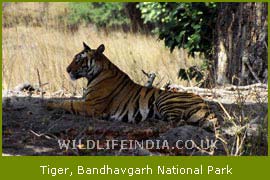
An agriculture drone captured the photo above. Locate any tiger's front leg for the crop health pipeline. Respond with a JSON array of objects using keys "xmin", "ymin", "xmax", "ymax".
[{"xmin": 47, "ymin": 100, "xmax": 103, "ymax": 117}]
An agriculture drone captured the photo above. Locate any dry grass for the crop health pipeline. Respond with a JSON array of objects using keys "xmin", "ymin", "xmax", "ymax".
[
  {"xmin": 2, "ymin": 26, "xmax": 202, "ymax": 93},
  {"xmin": 2, "ymin": 2, "xmax": 202, "ymax": 94}
]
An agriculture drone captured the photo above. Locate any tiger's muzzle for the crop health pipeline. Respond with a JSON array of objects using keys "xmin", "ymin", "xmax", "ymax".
[{"xmin": 66, "ymin": 66, "xmax": 82, "ymax": 80}]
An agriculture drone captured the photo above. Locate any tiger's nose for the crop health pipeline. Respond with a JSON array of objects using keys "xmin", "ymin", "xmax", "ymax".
[{"xmin": 67, "ymin": 67, "xmax": 71, "ymax": 73}]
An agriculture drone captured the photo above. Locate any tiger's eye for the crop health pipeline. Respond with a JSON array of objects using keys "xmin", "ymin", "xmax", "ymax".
[{"xmin": 75, "ymin": 58, "xmax": 81, "ymax": 64}]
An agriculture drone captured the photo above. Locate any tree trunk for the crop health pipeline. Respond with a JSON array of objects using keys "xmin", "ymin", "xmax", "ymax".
[
  {"xmin": 213, "ymin": 3, "xmax": 267, "ymax": 85},
  {"xmin": 124, "ymin": 3, "xmax": 145, "ymax": 32}
]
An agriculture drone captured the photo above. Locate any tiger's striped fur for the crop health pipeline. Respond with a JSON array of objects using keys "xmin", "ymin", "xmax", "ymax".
[{"xmin": 47, "ymin": 43, "xmax": 217, "ymax": 131}]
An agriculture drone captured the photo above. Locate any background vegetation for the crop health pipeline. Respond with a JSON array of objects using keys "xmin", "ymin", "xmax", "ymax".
[
  {"xmin": 138, "ymin": 2, "xmax": 217, "ymax": 56},
  {"xmin": 3, "ymin": 2, "xmax": 267, "ymax": 92},
  {"xmin": 68, "ymin": 3, "xmax": 130, "ymax": 29},
  {"xmin": 2, "ymin": 2, "xmax": 204, "ymax": 93}
]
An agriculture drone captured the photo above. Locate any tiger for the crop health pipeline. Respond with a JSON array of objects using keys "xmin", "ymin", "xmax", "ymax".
[{"xmin": 47, "ymin": 42, "xmax": 218, "ymax": 131}]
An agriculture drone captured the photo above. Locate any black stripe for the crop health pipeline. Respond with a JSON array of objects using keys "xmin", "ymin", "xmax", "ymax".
[
  {"xmin": 89, "ymin": 59, "xmax": 93, "ymax": 67},
  {"xmin": 158, "ymin": 99, "xmax": 202, "ymax": 110},
  {"xmin": 146, "ymin": 92, "xmax": 155, "ymax": 119},
  {"xmin": 70, "ymin": 100, "xmax": 76, "ymax": 114},
  {"xmin": 117, "ymin": 94, "xmax": 135, "ymax": 118},
  {"xmin": 122, "ymin": 113, "xmax": 129, "ymax": 122},
  {"xmin": 156, "ymin": 94, "xmax": 190, "ymax": 107},
  {"xmin": 159, "ymin": 104, "xmax": 186, "ymax": 113},
  {"xmin": 144, "ymin": 87, "xmax": 153, "ymax": 98},
  {"xmin": 91, "ymin": 71, "xmax": 119, "ymax": 87},
  {"xmin": 134, "ymin": 111, "xmax": 142, "ymax": 123},
  {"xmin": 86, "ymin": 69, "xmax": 103, "ymax": 86},
  {"xmin": 185, "ymin": 106, "xmax": 204, "ymax": 119},
  {"xmin": 148, "ymin": 92, "xmax": 155, "ymax": 107},
  {"xmin": 118, "ymin": 86, "xmax": 143, "ymax": 120},
  {"xmin": 112, "ymin": 85, "xmax": 133, "ymax": 115},
  {"xmin": 133, "ymin": 93, "xmax": 141, "ymax": 115},
  {"xmin": 159, "ymin": 101, "xmax": 202, "ymax": 111}
]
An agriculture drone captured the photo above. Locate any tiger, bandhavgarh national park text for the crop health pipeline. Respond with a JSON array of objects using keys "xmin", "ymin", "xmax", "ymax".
[{"xmin": 47, "ymin": 43, "xmax": 219, "ymax": 131}]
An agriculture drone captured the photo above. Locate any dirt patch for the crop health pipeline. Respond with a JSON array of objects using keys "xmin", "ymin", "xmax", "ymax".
[{"xmin": 2, "ymin": 90, "xmax": 268, "ymax": 156}]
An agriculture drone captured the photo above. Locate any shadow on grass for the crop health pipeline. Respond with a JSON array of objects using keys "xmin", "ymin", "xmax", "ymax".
[{"xmin": 2, "ymin": 95, "xmax": 268, "ymax": 156}]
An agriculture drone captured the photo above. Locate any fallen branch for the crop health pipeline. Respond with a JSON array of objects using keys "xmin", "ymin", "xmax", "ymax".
[
  {"xmin": 29, "ymin": 130, "xmax": 56, "ymax": 140},
  {"xmin": 165, "ymin": 83, "xmax": 267, "ymax": 95},
  {"xmin": 224, "ymin": 83, "xmax": 267, "ymax": 90},
  {"xmin": 163, "ymin": 83, "xmax": 268, "ymax": 104}
]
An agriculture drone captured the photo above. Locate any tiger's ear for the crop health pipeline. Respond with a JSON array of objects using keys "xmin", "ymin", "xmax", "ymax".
[
  {"xmin": 96, "ymin": 44, "xmax": 105, "ymax": 55},
  {"xmin": 83, "ymin": 42, "xmax": 91, "ymax": 51}
]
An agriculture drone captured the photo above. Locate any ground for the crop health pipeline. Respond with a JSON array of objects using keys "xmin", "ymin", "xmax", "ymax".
[{"xmin": 2, "ymin": 86, "xmax": 268, "ymax": 156}]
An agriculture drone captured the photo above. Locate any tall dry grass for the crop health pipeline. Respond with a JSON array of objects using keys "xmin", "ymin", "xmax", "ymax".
[{"xmin": 2, "ymin": 2, "xmax": 203, "ymax": 94}]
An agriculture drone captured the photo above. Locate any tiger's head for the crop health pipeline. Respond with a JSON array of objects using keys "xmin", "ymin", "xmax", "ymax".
[{"xmin": 66, "ymin": 42, "xmax": 105, "ymax": 82}]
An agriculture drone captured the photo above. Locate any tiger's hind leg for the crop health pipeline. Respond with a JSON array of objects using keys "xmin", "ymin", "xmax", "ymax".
[
  {"xmin": 161, "ymin": 105, "xmax": 218, "ymax": 132},
  {"xmin": 185, "ymin": 107, "xmax": 218, "ymax": 132}
]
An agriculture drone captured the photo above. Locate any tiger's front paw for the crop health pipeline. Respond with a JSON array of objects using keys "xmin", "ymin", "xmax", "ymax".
[{"xmin": 46, "ymin": 101, "xmax": 56, "ymax": 111}]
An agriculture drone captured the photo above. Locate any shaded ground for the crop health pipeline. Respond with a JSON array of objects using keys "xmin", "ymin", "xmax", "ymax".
[{"xmin": 2, "ymin": 89, "xmax": 268, "ymax": 156}]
